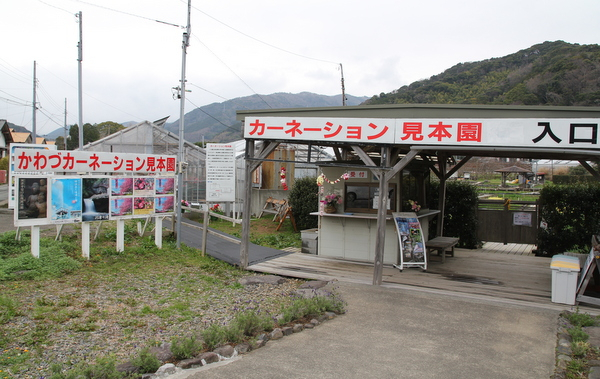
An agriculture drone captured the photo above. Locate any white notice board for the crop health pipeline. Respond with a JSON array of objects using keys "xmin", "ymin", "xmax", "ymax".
[
  {"xmin": 392, "ymin": 212, "xmax": 427, "ymax": 271},
  {"xmin": 206, "ymin": 143, "xmax": 236, "ymax": 202}
]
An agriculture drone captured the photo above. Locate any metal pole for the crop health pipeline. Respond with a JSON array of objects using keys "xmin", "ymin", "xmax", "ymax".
[
  {"xmin": 64, "ymin": 98, "xmax": 67, "ymax": 150},
  {"xmin": 176, "ymin": 0, "xmax": 191, "ymax": 249},
  {"xmin": 77, "ymin": 11, "xmax": 83, "ymax": 150},
  {"xmin": 32, "ymin": 61, "xmax": 37, "ymax": 144},
  {"xmin": 340, "ymin": 63, "xmax": 346, "ymax": 106}
]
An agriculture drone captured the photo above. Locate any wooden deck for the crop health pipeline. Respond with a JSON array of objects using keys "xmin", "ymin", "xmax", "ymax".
[
  {"xmin": 249, "ymin": 243, "xmax": 559, "ymax": 306},
  {"xmin": 479, "ymin": 242, "xmax": 536, "ymax": 255}
]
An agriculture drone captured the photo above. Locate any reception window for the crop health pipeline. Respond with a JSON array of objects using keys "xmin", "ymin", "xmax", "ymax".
[{"xmin": 344, "ymin": 183, "xmax": 396, "ymax": 213}]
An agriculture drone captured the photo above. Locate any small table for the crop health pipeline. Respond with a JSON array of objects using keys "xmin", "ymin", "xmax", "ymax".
[{"xmin": 426, "ymin": 236, "xmax": 459, "ymax": 263}]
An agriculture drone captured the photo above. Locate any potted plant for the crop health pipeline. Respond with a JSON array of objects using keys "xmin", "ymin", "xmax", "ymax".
[{"xmin": 322, "ymin": 193, "xmax": 342, "ymax": 213}]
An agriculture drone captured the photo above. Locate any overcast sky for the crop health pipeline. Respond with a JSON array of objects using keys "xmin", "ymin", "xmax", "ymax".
[{"xmin": 2, "ymin": 0, "xmax": 600, "ymax": 137}]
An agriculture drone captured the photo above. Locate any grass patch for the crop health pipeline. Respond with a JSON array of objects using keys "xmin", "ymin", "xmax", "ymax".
[{"xmin": 0, "ymin": 219, "xmax": 343, "ymax": 378}]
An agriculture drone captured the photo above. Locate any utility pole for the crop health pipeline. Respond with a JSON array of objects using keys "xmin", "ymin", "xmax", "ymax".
[
  {"xmin": 64, "ymin": 98, "xmax": 68, "ymax": 150},
  {"xmin": 340, "ymin": 63, "xmax": 346, "ymax": 106},
  {"xmin": 176, "ymin": 0, "xmax": 191, "ymax": 249},
  {"xmin": 76, "ymin": 11, "xmax": 83, "ymax": 150},
  {"xmin": 32, "ymin": 61, "xmax": 37, "ymax": 144}
]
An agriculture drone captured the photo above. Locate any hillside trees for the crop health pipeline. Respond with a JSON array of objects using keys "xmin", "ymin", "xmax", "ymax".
[{"xmin": 365, "ymin": 41, "xmax": 600, "ymax": 107}]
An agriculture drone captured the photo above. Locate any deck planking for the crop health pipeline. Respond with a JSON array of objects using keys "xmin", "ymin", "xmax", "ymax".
[{"xmin": 249, "ymin": 243, "xmax": 557, "ymax": 306}]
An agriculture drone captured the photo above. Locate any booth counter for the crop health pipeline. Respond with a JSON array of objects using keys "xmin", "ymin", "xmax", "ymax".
[{"xmin": 311, "ymin": 210, "xmax": 440, "ymax": 264}]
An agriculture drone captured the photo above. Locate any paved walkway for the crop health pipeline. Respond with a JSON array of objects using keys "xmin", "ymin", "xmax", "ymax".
[{"xmin": 178, "ymin": 281, "xmax": 559, "ymax": 379}]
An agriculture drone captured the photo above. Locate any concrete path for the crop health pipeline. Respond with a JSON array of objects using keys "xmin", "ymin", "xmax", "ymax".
[{"xmin": 178, "ymin": 281, "xmax": 558, "ymax": 379}]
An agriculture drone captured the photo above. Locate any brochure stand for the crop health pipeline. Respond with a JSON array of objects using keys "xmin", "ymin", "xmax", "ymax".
[
  {"xmin": 392, "ymin": 212, "xmax": 427, "ymax": 272},
  {"xmin": 576, "ymin": 247, "xmax": 600, "ymax": 306}
]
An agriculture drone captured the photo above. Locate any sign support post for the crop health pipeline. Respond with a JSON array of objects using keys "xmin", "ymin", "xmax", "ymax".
[
  {"xmin": 82, "ymin": 222, "xmax": 90, "ymax": 259},
  {"xmin": 31, "ymin": 226, "xmax": 40, "ymax": 258}
]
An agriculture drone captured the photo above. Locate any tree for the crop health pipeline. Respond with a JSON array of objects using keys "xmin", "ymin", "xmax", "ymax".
[
  {"xmin": 55, "ymin": 136, "xmax": 66, "ymax": 150},
  {"xmin": 66, "ymin": 123, "xmax": 101, "ymax": 150},
  {"xmin": 96, "ymin": 121, "xmax": 125, "ymax": 138},
  {"xmin": 67, "ymin": 124, "xmax": 79, "ymax": 150}
]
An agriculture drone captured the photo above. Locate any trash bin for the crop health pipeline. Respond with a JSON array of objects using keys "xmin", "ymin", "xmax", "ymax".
[
  {"xmin": 550, "ymin": 254, "xmax": 581, "ymax": 305},
  {"xmin": 301, "ymin": 228, "xmax": 318, "ymax": 255}
]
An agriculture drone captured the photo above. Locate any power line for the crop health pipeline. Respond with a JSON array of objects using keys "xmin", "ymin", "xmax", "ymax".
[
  {"xmin": 37, "ymin": 0, "xmax": 74, "ymax": 15},
  {"xmin": 188, "ymin": 1, "xmax": 339, "ymax": 65},
  {"xmin": 191, "ymin": 34, "xmax": 272, "ymax": 109},
  {"xmin": 184, "ymin": 97, "xmax": 241, "ymax": 134},
  {"xmin": 69, "ymin": 0, "xmax": 183, "ymax": 28}
]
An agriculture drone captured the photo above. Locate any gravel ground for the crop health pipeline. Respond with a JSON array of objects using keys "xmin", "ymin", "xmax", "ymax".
[{"xmin": 0, "ymin": 206, "xmax": 306, "ymax": 378}]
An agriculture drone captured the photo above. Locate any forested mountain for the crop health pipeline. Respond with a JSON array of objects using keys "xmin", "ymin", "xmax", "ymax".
[
  {"xmin": 164, "ymin": 92, "xmax": 367, "ymax": 143},
  {"xmin": 365, "ymin": 41, "xmax": 600, "ymax": 107}
]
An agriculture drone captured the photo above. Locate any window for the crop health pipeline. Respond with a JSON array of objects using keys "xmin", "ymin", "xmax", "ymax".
[{"xmin": 344, "ymin": 183, "xmax": 396, "ymax": 213}]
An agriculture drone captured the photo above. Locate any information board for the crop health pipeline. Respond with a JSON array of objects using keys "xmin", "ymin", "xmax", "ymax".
[
  {"xmin": 206, "ymin": 143, "xmax": 236, "ymax": 202},
  {"xmin": 392, "ymin": 212, "xmax": 427, "ymax": 271}
]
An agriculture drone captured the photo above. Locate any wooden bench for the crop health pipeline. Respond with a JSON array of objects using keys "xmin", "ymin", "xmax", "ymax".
[{"xmin": 426, "ymin": 236, "xmax": 459, "ymax": 264}]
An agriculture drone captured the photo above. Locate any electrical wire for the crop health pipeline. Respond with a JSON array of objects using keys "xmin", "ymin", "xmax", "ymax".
[
  {"xmin": 185, "ymin": 97, "xmax": 241, "ymax": 134},
  {"xmin": 69, "ymin": 0, "xmax": 183, "ymax": 28},
  {"xmin": 191, "ymin": 34, "xmax": 272, "ymax": 109},
  {"xmin": 37, "ymin": 0, "xmax": 74, "ymax": 16},
  {"xmin": 187, "ymin": 1, "xmax": 339, "ymax": 65}
]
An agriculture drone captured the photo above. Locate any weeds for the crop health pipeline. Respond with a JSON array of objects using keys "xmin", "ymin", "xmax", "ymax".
[
  {"xmin": 0, "ymin": 296, "xmax": 19, "ymax": 324},
  {"xmin": 171, "ymin": 335, "xmax": 203, "ymax": 360},
  {"xmin": 131, "ymin": 347, "xmax": 161, "ymax": 374}
]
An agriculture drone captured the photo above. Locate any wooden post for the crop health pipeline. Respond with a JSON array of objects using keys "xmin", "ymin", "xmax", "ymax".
[
  {"xmin": 82, "ymin": 222, "xmax": 90, "ymax": 259},
  {"xmin": 31, "ymin": 225, "xmax": 40, "ymax": 258},
  {"xmin": 241, "ymin": 140, "xmax": 255, "ymax": 268},
  {"xmin": 202, "ymin": 210, "xmax": 209, "ymax": 256},
  {"xmin": 155, "ymin": 217, "xmax": 163, "ymax": 249},
  {"xmin": 373, "ymin": 146, "xmax": 391, "ymax": 286},
  {"xmin": 437, "ymin": 153, "xmax": 447, "ymax": 236},
  {"xmin": 116, "ymin": 219, "xmax": 125, "ymax": 252}
]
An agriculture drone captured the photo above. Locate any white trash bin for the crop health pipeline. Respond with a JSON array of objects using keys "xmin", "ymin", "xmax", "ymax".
[{"xmin": 550, "ymin": 254, "xmax": 581, "ymax": 305}]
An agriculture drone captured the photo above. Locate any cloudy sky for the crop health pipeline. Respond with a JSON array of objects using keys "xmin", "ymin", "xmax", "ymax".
[{"xmin": 2, "ymin": 0, "xmax": 600, "ymax": 137}]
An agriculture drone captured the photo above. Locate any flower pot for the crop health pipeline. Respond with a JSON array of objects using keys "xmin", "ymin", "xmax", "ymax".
[{"xmin": 324, "ymin": 205, "xmax": 336, "ymax": 214}]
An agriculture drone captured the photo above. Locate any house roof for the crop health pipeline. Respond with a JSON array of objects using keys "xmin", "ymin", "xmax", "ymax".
[
  {"xmin": 494, "ymin": 165, "xmax": 532, "ymax": 173},
  {"xmin": 11, "ymin": 132, "xmax": 31, "ymax": 143}
]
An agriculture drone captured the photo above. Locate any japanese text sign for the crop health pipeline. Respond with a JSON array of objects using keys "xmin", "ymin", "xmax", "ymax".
[
  {"xmin": 206, "ymin": 143, "xmax": 236, "ymax": 202},
  {"xmin": 13, "ymin": 148, "xmax": 177, "ymax": 174},
  {"xmin": 244, "ymin": 117, "xmax": 600, "ymax": 149}
]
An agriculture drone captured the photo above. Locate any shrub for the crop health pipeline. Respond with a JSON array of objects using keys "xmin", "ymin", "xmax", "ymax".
[
  {"xmin": 568, "ymin": 326, "xmax": 589, "ymax": 343},
  {"xmin": 430, "ymin": 180, "xmax": 480, "ymax": 248},
  {"xmin": 49, "ymin": 356, "xmax": 124, "ymax": 379},
  {"xmin": 538, "ymin": 183, "xmax": 600, "ymax": 256},
  {"xmin": 131, "ymin": 347, "xmax": 161, "ymax": 374},
  {"xmin": 565, "ymin": 309, "xmax": 598, "ymax": 327},
  {"xmin": 288, "ymin": 176, "xmax": 319, "ymax": 230},
  {"xmin": 171, "ymin": 335, "xmax": 203, "ymax": 360},
  {"xmin": 201, "ymin": 323, "xmax": 228, "ymax": 351},
  {"xmin": 230, "ymin": 310, "xmax": 274, "ymax": 337}
]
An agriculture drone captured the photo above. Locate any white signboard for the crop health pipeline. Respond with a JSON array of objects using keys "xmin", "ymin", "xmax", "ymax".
[
  {"xmin": 513, "ymin": 212, "xmax": 532, "ymax": 227},
  {"xmin": 12, "ymin": 148, "xmax": 177, "ymax": 174},
  {"xmin": 206, "ymin": 143, "xmax": 236, "ymax": 202},
  {"xmin": 244, "ymin": 117, "xmax": 600, "ymax": 149}
]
